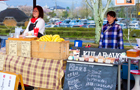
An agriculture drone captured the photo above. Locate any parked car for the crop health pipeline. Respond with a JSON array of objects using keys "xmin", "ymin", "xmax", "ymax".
[
  {"xmin": 86, "ymin": 20, "xmax": 96, "ymax": 28},
  {"xmin": 103, "ymin": 20, "xmax": 107, "ymax": 25},
  {"xmin": 55, "ymin": 21, "xmax": 62, "ymax": 25},
  {"xmin": 116, "ymin": 21, "xmax": 127, "ymax": 29},
  {"xmin": 59, "ymin": 19, "xmax": 71, "ymax": 27},
  {"xmin": 128, "ymin": 21, "xmax": 140, "ymax": 29},
  {"xmin": 73, "ymin": 25, "xmax": 84, "ymax": 27},
  {"xmin": 69, "ymin": 20, "xmax": 82, "ymax": 27},
  {"xmin": 80, "ymin": 19, "xmax": 88, "ymax": 25}
]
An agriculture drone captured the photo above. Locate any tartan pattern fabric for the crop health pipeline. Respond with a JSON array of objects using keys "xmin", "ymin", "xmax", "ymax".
[
  {"xmin": 99, "ymin": 21, "xmax": 124, "ymax": 49},
  {"xmin": 3, "ymin": 55, "xmax": 64, "ymax": 90}
]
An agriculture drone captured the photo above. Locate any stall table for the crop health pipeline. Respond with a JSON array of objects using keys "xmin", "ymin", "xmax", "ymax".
[{"xmin": 2, "ymin": 54, "xmax": 65, "ymax": 90}]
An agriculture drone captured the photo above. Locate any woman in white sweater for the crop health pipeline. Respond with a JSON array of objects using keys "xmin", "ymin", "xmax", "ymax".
[{"xmin": 22, "ymin": 5, "xmax": 45, "ymax": 38}]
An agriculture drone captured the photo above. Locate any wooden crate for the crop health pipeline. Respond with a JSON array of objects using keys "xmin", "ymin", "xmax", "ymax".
[
  {"xmin": 32, "ymin": 40, "xmax": 69, "ymax": 60},
  {"xmin": 6, "ymin": 37, "xmax": 37, "ymax": 57},
  {"xmin": 8, "ymin": 37, "xmax": 38, "ymax": 41}
]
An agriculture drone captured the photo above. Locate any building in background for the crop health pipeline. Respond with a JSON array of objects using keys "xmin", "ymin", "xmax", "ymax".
[{"xmin": 0, "ymin": 8, "xmax": 29, "ymax": 26}]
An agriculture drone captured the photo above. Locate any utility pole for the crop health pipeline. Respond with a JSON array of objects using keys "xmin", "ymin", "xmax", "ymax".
[{"xmin": 55, "ymin": 0, "xmax": 57, "ymax": 11}]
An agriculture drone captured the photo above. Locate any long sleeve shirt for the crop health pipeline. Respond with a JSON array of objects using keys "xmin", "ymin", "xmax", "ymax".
[
  {"xmin": 23, "ymin": 18, "xmax": 45, "ymax": 37},
  {"xmin": 99, "ymin": 21, "xmax": 124, "ymax": 49}
]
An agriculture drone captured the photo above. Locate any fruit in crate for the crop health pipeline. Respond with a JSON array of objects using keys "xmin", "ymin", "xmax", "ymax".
[{"xmin": 37, "ymin": 34, "xmax": 65, "ymax": 42}]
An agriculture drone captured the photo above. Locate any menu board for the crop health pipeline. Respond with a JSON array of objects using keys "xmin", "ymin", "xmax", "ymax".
[
  {"xmin": 63, "ymin": 62, "xmax": 118, "ymax": 90},
  {"xmin": 0, "ymin": 54, "xmax": 5, "ymax": 70},
  {"xmin": 9, "ymin": 41, "xmax": 17, "ymax": 56},
  {"xmin": 21, "ymin": 41, "xmax": 31, "ymax": 57}
]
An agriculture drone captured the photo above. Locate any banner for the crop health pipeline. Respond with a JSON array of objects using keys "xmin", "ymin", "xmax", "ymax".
[{"xmin": 115, "ymin": 0, "xmax": 135, "ymax": 6}]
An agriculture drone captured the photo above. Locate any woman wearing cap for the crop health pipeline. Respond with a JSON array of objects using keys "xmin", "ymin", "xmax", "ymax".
[
  {"xmin": 22, "ymin": 5, "xmax": 45, "ymax": 38},
  {"xmin": 99, "ymin": 11, "xmax": 124, "ymax": 49}
]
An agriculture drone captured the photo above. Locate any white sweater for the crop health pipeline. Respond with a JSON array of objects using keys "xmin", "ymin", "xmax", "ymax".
[{"xmin": 23, "ymin": 18, "xmax": 45, "ymax": 36}]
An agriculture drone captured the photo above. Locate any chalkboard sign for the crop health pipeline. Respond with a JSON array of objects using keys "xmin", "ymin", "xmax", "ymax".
[
  {"xmin": 78, "ymin": 47, "xmax": 126, "ymax": 58},
  {"xmin": 63, "ymin": 62, "xmax": 118, "ymax": 90}
]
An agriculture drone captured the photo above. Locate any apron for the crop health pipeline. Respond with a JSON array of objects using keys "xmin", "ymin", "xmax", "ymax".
[
  {"xmin": 29, "ymin": 21, "xmax": 38, "ymax": 31},
  {"xmin": 28, "ymin": 21, "xmax": 43, "ymax": 38}
]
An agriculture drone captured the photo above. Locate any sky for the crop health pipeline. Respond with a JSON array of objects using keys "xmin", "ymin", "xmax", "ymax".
[
  {"xmin": 5, "ymin": 0, "xmax": 138, "ymax": 8},
  {"xmin": 5, "ymin": 0, "xmax": 83, "ymax": 8}
]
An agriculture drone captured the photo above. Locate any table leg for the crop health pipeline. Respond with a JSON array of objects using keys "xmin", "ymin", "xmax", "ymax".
[
  {"xmin": 127, "ymin": 59, "xmax": 131, "ymax": 90},
  {"xmin": 118, "ymin": 65, "xmax": 121, "ymax": 90},
  {"xmin": 139, "ymin": 60, "xmax": 140, "ymax": 70}
]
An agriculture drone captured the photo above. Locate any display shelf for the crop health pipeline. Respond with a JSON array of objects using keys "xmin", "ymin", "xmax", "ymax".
[{"xmin": 67, "ymin": 60, "xmax": 114, "ymax": 66}]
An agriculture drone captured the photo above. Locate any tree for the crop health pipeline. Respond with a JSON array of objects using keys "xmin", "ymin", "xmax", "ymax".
[
  {"xmin": 48, "ymin": 11, "xmax": 56, "ymax": 18},
  {"xmin": 118, "ymin": 6, "xmax": 125, "ymax": 18},
  {"xmin": 69, "ymin": 1, "xmax": 76, "ymax": 18},
  {"xmin": 78, "ymin": 0, "xmax": 92, "ymax": 19},
  {"xmin": 62, "ymin": 11, "xmax": 69, "ymax": 18},
  {"xmin": 85, "ymin": 0, "xmax": 112, "ymax": 43}
]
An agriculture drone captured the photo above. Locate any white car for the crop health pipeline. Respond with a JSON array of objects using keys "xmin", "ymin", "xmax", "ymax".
[
  {"xmin": 128, "ymin": 21, "xmax": 140, "ymax": 29},
  {"xmin": 116, "ymin": 21, "xmax": 127, "ymax": 29}
]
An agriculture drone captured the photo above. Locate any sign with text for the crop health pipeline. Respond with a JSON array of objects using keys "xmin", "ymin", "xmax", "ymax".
[
  {"xmin": 0, "ymin": 72, "xmax": 16, "ymax": 90},
  {"xmin": 79, "ymin": 47, "xmax": 126, "ymax": 58},
  {"xmin": 63, "ymin": 62, "xmax": 118, "ymax": 90},
  {"xmin": 115, "ymin": 0, "xmax": 135, "ymax": 6},
  {"xmin": 0, "ymin": 55, "xmax": 5, "ymax": 70},
  {"xmin": 9, "ymin": 40, "xmax": 17, "ymax": 56},
  {"xmin": 21, "ymin": 41, "xmax": 31, "ymax": 57}
]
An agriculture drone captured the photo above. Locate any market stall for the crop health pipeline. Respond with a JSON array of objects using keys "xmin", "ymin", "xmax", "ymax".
[{"xmin": 0, "ymin": 34, "xmax": 69, "ymax": 90}]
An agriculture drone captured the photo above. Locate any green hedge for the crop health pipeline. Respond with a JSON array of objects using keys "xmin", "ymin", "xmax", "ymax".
[
  {"xmin": 45, "ymin": 30, "xmax": 95, "ymax": 37},
  {"xmin": 0, "ymin": 26, "xmax": 140, "ymax": 39},
  {"xmin": 45, "ymin": 27, "xmax": 95, "ymax": 31},
  {"xmin": 123, "ymin": 29, "xmax": 140, "ymax": 37}
]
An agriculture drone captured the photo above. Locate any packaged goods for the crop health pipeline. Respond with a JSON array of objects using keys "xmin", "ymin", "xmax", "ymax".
[{"xmin": 126, "ymin": 49, "xmax": 140, "ymax": 57}]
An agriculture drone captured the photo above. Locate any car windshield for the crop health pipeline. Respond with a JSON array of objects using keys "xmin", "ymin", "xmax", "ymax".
[
  {"xmin": 70, "ymin": 20, "xmax": 76, "ymax": 23},
  {"xmin": 87, "ymin": 23, "xmax": 95, "ymax": 25},
  {"xmin": 81, "ymin": 20, "xmax": 87, "ymax": 23},
  {"xmin": 63, "ymin": 20, "xmax": 70, "ymax": 23},
  {"xmin": 131, "ymin": 21, "xmax": 137, "ymax": 23}
]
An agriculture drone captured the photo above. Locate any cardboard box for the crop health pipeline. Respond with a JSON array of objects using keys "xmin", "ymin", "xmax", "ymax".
[{"xmin": 32, "ymin": 40, "xmax": 69, "ymax": 60}]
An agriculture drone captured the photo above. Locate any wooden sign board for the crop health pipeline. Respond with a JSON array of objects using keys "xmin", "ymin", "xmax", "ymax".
[
  {"xmin": 63, "ymin": 62, "xmax": 118, "ymax": 90},
  {"xmin": 0, "ymin": 71, "xmax": 25, "ymax": 90},
  {"xmin": 115, "ymin": 0, "xmax": 135, "ymax": 6}
]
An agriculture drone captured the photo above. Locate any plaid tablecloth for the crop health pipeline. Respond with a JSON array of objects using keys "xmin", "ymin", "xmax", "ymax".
[{"xmin": 3, "ymin": 55, "xmax": 65, "ymax": 90}]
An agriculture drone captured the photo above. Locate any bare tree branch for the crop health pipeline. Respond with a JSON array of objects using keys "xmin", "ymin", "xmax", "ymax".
[
  {"xmin": 85, "ymin": 0, "xmax": 93, "ymax": 10},
  {"xmin": 90, "ymin": 0, "xmax": 95, "ymax": 8},
  {"xmin": 90, "ymin": 0, "xmax": 95, "ymax": 5},
  {"xmin": 103, "ymin": 0, "xmax": 111, "ymax": 15}
]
